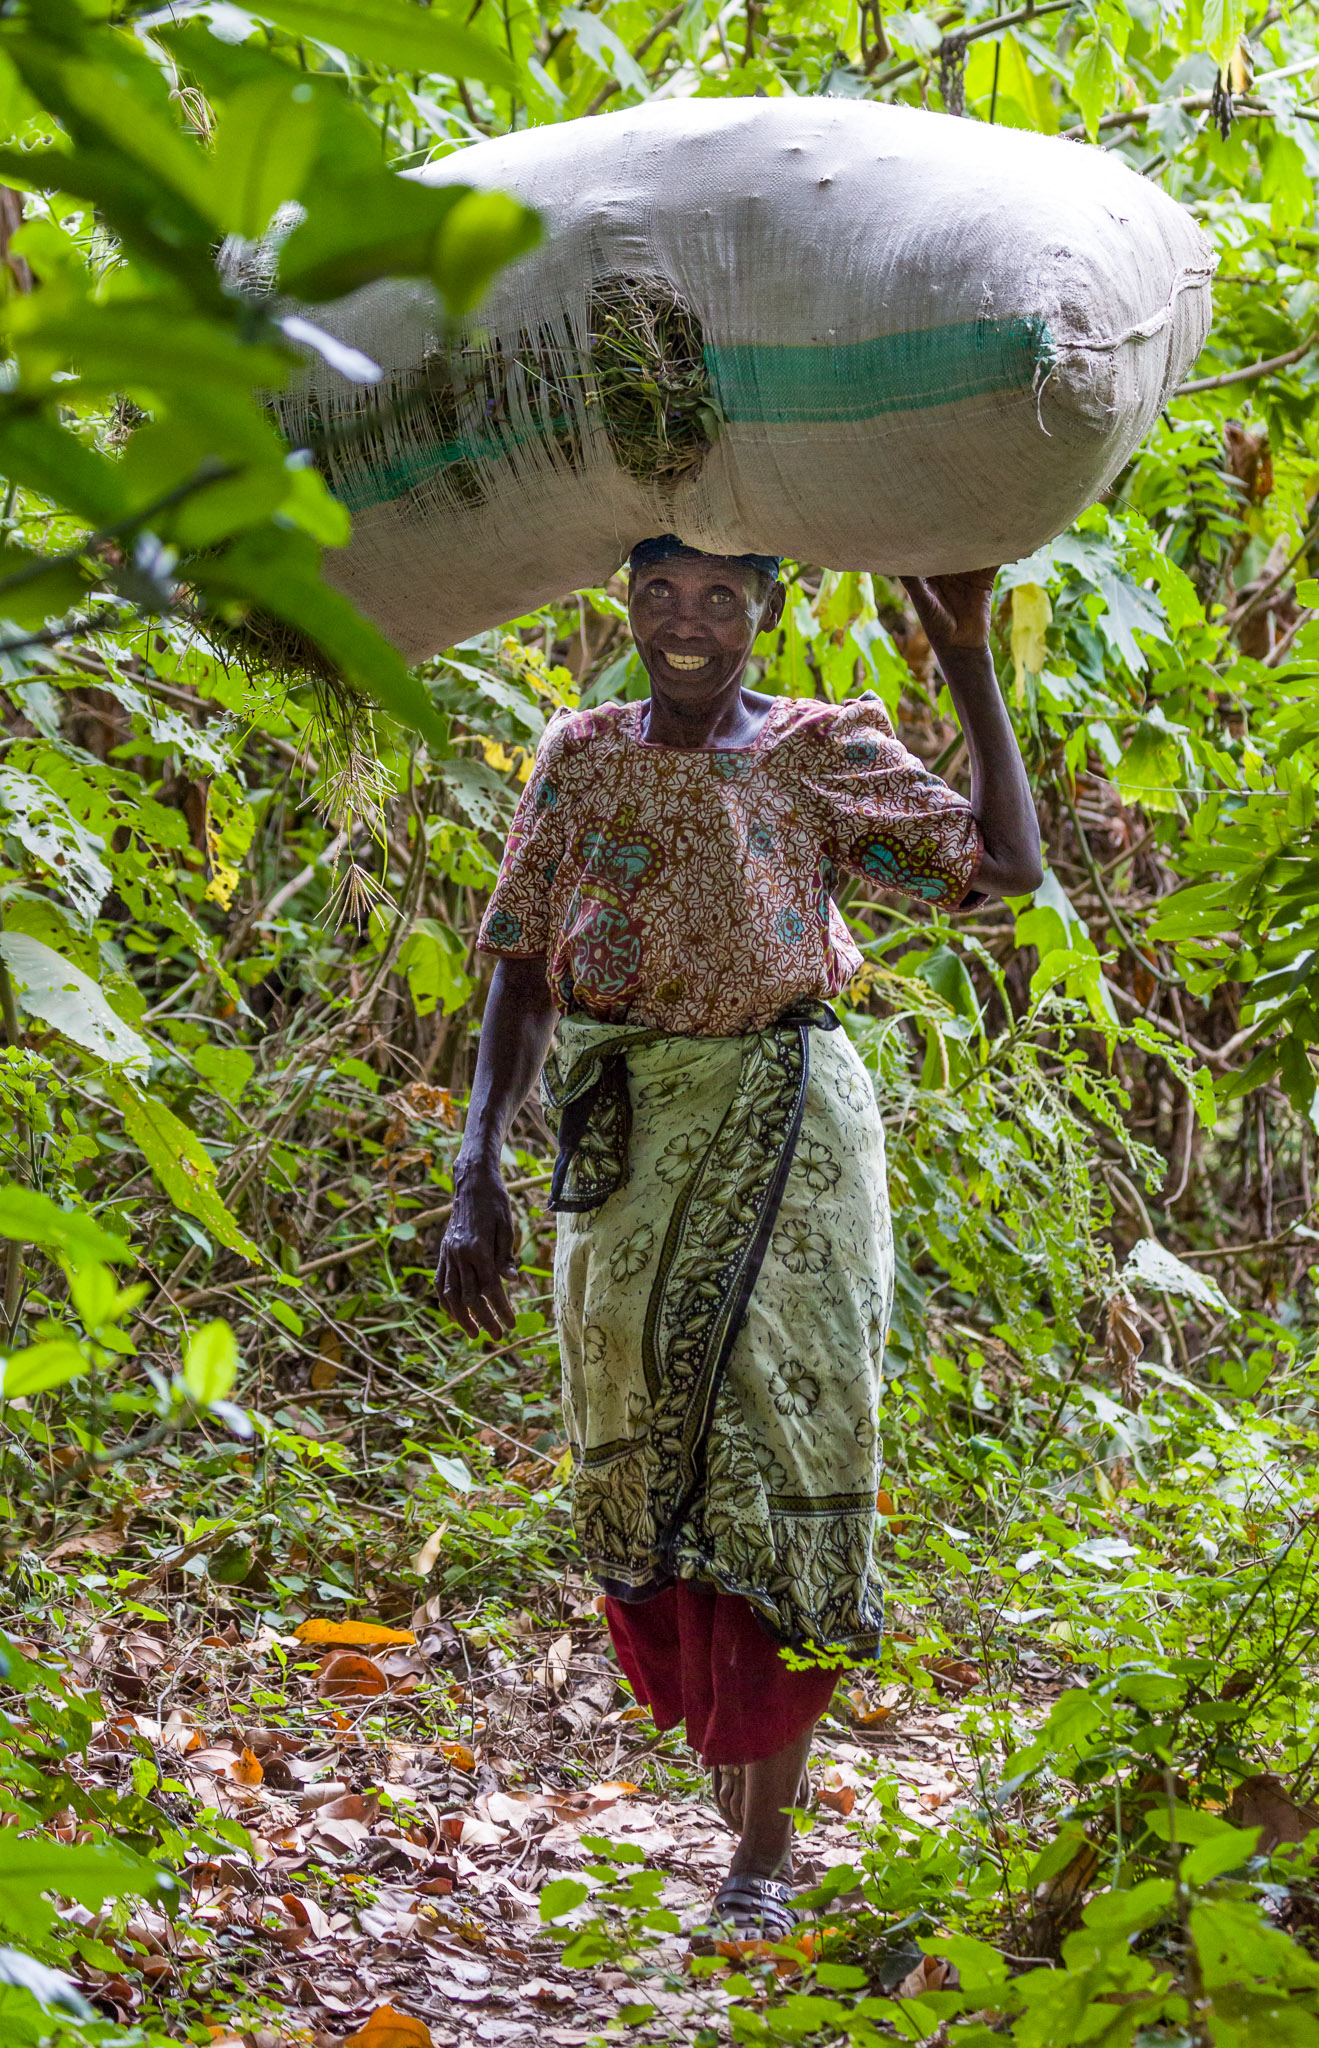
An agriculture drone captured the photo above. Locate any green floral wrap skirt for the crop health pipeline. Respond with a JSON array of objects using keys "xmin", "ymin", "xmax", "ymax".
[{"xmin": 542, "ymin": 1007, "xmax": 892, "ymax": 1655}]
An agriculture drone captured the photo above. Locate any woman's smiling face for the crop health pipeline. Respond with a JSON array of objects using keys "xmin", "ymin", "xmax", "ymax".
[{"xmin": 627, "ymin": 553, "xmax": 784, "ymax": 709}]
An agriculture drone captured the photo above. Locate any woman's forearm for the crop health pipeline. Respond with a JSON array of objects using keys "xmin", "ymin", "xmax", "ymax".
[
  {"xmin": 458, "ymin": 954, "xmax": 558, "ymax": 1172},
  {"xmin": 938, "ymin": 646, "xmax": 1043, "ymax": 898}
]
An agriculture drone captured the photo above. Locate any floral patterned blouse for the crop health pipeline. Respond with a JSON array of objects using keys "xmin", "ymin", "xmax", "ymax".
[{"xmin": 477, "ymin": 695, "xmax": 980, "ymax": 1036}]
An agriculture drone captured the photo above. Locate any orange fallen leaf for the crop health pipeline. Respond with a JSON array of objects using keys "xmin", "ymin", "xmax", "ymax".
[
  {"xmin": 703, "ymin": 1931, "xmax": 837, "ymax": 1978},
  {"xmin": 927, "ymin": 1658, "xmax": 981, "ymax": 1697},
  {"xmin": 584, "ymin": 1780, "xmax": 640, "ymax": 1807},
  {"xmin": 876, "ymin": 1488, "xmax": 897, "ymax": 1516},
  {"xmin": 819, "ymin": 1782, "xmax": 856, "ymax": 1816},
  {"xmin": 281, "ymin": 1891, "xmax": 332, "ymax": 1938},
  {"xmin": 845, "ymin": 1686, "xmax": 894, "ymax": 1729},
  {"xmin": 232, "ymin": 1746, "xmax": 264, "ymax": 1786},
  {"xmin": 296, "ymin": 1619, "xmax": 417, "ymax": 1649},
  {"xmin": 317, "ymin": 1652, "xmax": 387, "ymax": 1700},
  {"xmin": 439, "ymin": 1740, "xmax": 475, "ymax": 1772},
  {"xmin": 346, "ymin": 2005, "xmax": 433, "ymax": 2048}
]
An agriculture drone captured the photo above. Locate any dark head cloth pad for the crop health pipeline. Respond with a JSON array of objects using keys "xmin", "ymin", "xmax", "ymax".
[{"xmin": 629, "ymin": 534, "xmax": 782, "ymax": 582}]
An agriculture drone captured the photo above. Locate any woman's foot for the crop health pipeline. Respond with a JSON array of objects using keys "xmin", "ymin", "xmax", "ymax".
[{"xmin": 710, "ymin": 1759, "xmax": 812, "ymax": 1833}]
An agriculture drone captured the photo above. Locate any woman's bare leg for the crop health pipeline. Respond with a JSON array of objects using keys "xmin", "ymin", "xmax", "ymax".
[{"xmin": 728, "ymin": 1724, "xmax": 817, "ymax": 1879}]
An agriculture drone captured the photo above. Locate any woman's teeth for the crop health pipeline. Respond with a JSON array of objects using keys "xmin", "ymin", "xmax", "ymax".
[{"xmin": 666, "ymin": 653, "xmax": 710, "ymax": 671}]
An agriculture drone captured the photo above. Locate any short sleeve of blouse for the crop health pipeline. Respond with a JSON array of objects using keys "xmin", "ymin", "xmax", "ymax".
[
  {"xmin": 807, "ymin": 699, "xmax": 981, "ymax": 909},
  {"xmin": 476, "ymin": 713, "xmax": 571, "ymax": 957}
]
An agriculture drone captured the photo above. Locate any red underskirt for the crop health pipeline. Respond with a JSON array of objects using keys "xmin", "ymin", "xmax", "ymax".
[{"xmin": 604, "ymin": 1580, "xmax": 837, "ymax": 1767}]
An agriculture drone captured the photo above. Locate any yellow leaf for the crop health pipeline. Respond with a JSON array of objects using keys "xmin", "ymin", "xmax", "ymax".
[
  {"xmin": 295, "ymin": 1618, "xmax": 417, "ymax": 1648},
  {"xmin": 232, "ymin": 1745, "xmax": 264, "ymax": 1786},
  {"xmin": 440, "ymin": 1739, "xmax": 475, "ymax": 1772},
  {"xmin": 346, "ymin": 2007, "xmax": 433, "ymax": 2048},
  {"xmin": 1010, "ymin": 581, "xmax": 1052, "ymax": 688}
]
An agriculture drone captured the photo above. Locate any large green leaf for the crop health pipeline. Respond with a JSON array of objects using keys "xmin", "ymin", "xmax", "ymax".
[
  {"xmin": 27, "ymin": 310, "xmax": 291, "ymax": 402},
  {"xmin": 0, "ymin": 407, "xmax": 128, "ymax": 527},
  {"xmin": 0, "ymin": 771, "xmax": 112, "ymax": 927},
  {"xmin": 189, "ymin": 528, "xmax": 448, "ymax": 748},
  {"xmin": 0, "ymin": 1185, "xmax": 129, "ymax": 1266},
  {"xmin": 0, "ymin": 1338, "xmax": 88, "ymax": 1399},
  {"xmin": 431, "ymin": 189, "xmax": 542, "ymax": 317},
  {"xmin": 211, "ymin": 73, "xmax": 324, "ymax": 239},
  {"xmin": 103, "ymin": 1075, "xmax": 262, "ymax": 1263},
  {"xmin": 250, "ymin": 0, "xmax": 518, "ymax": 88},
  {"xmin": 0, "ymin": 144, "xmax": 223, "ymax": 306},
  {"xmin": 0, "ymin": 543, "xmax": 93, "ymax": 631},
  {"xmin": 183, "ymin": 1320, "xmax": 239, "ymax": 1406},
  {"xmin": 277, "ymin": 164, "xmax": 472, "ymax": 302},
  {"xmin": 0, "ymin": 935, "xmax": 150, "ymax": 1072},
  {"xmin": 0, "ymin": 1834, "xmax": 173, "ymax": 1943},
  {"xmin": 0, "ymin": 1949, "xmax": 92, "ymax": 2022}
]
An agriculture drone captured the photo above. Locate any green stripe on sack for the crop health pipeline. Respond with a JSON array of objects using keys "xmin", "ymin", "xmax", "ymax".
[
  {"xmin": 335, "ymin": 314, "xmax": 1054, "ymax": 514},
  {"xmin": 704, "ymin": 315, "xmax": 1054, "ymax": 425}
]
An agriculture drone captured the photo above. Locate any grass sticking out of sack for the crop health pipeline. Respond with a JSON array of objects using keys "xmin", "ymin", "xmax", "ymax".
[{"xmin": 588, "ymin": 274, "xmax": 724, "ymax": 489}]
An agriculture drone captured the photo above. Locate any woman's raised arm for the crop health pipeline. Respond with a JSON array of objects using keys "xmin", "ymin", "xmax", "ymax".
[
  {"xmin": 436, "ymin": 954, "xmax": 557, "ymax": 1339},
  {"xmin": 901, "ymin": 570, "xmax": 1044, "ymax": 900}
]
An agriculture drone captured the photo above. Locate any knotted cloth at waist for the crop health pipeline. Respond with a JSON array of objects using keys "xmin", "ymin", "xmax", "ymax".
[{"xmin": 541, "ymin": 1002, "xmax": 842, "ymax": 1576}]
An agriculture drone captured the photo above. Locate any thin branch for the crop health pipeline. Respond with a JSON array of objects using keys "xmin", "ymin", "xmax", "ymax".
[
  {"xmin": 1179, "ymin": 332, "xmax": 1317, "ymax": 395},
  {"xmin": 869, "ymin": 0, "xmax": 1071, "ymax": 90},
  {"xmin": 1229, "ymin": 512, "xmax": 1319, "ymax": 632}
]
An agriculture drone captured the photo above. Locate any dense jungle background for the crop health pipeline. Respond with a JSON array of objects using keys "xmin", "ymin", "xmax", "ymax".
[{"xmin": 0, "ymin": 0, "xmax": 1318, "ymax": 2042}]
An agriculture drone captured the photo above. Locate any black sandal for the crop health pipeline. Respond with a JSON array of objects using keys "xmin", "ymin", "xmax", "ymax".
[{"xmin": 697, "ymin": 1871, "xmax": 799, "ymax": 1946}]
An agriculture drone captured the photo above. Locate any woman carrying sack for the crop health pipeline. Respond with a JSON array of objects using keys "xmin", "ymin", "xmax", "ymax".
[{"xmin": 436, "ymin": 538, "xmax": 1042, "ymax": 1938}]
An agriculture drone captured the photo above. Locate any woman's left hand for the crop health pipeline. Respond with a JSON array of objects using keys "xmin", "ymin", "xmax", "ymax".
[{"xmin": 900, "ymin": 568, "xmax": 998, "ymax": 657}]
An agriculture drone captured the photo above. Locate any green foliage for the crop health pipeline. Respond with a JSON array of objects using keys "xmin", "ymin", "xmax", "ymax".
[{"xmin": 0, "ymin": 0, "xmax": 1316, "ymax": 2039}]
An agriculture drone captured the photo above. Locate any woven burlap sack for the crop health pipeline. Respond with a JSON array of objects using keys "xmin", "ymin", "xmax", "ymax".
[{"xmin": 276, "ymin": 97, "xmax": 1213, "ymax": 661}]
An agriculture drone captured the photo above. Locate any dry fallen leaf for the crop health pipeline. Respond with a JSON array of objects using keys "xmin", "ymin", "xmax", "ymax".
[
  {"xmin": 894, "ymin": 1955, "xmax": 952, "ymax": 1998},
  {"xmin": 928, "ymin": 1658, "xmax": 981, "ymax": 1697},
  {"xmin": 310, "ymin": 1327, "xmax": 342, "ymax": 1390},
  {"xmin": 411, "ymin": 1524, "xmax": 448, "ymax": 1576},
  {"xmin": 1105, "ymin": 1288, "xmax": 1145, "ymax": 1407},
  {"xmin": 846, "ymin": 1685, "xmax": 894, "ymax": 1728},
  {"xmin": 317, "ymin": 1652, "xmax": 388, "ymax": 1700},
  {"xmin": 281, "ymin": 1891, "xmax": 333, "ymax": 1938},
  {"xmin": 582, "ymin": 1780, "xmax": 640, "ymax": 1810},
  {"xmin": 439, "ymin": 1739, "xmax": 475, "ymax": 1772},
  {"xmin": 1227, "ymin": 1772, "xmax": 1319, "ymax": 1851},
  {"xmin": 296, "ymin": 1619, "xmax": 417, "ymax": 1649},
  {"xmin": 46, "ymin": 1526, "xmax": 123, "ymax": 1564},
  {"xmin": 298, "ymin": 1781, "xmax": 350, "ymax": 1812},
  {"xmin": 232, "ymin": 1746, "xmax": 264, "ymax": 1787},
  {"xmin": 819, "ymin": 1781, "xmax": 856, "ymax": 1816},
  {"xmin": 537, "ymin": 1632, "xmax": 572, "ymax": 1694},
  {"xmin": 345, "ymin": 2006, "xmax": 433, "ymax": 2048}
]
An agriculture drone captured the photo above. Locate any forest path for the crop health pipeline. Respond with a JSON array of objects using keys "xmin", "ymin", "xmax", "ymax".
[{"xmin": 40, "ymin": 1593, "xmax": 1062, "ymax": 2044}]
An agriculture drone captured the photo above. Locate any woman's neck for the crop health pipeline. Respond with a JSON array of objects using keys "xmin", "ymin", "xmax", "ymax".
[{"xmin": 638, "ymin": 681, "xmax": 772, "ymax": 749}]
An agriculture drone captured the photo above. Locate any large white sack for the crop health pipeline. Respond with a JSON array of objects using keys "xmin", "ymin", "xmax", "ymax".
[{"xmin": 278, "ymin": 97, "xmax": 1213, "ymax": 662}]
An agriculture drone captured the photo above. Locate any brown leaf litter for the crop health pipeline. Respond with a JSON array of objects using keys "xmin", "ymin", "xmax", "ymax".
[{"xmin": 7, "ymin": 1587, "xmax": 1038, "ymax": 2046}]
